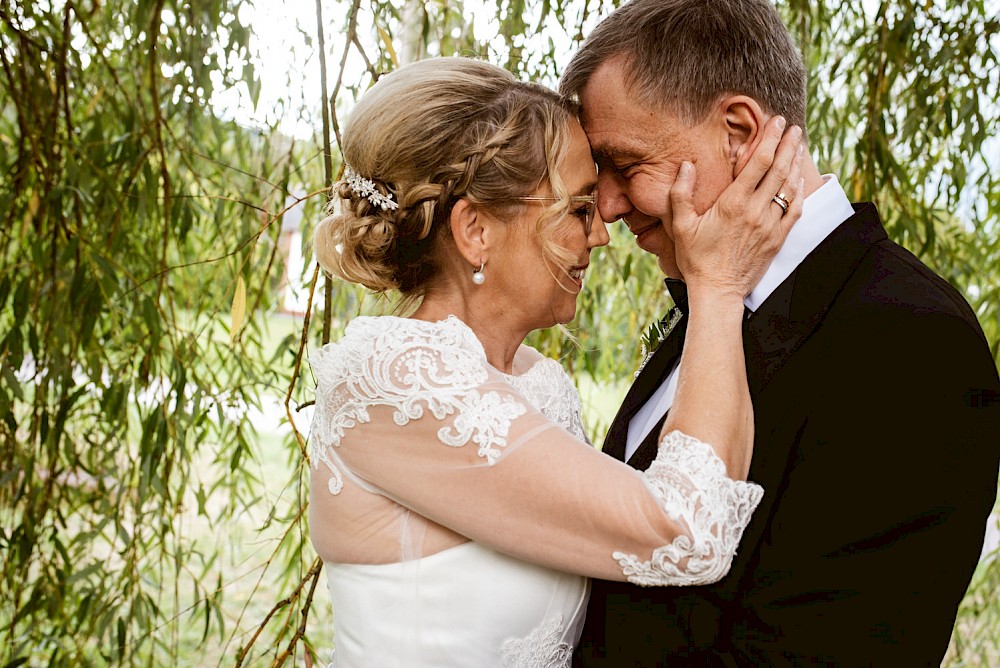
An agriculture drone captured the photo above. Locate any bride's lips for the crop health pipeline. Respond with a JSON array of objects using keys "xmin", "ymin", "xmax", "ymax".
[{"xmin": 567, "ymin": 263, "xmax": 589, "ymax": 290}]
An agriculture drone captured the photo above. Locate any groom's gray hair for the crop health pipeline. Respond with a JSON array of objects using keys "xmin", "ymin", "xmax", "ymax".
[{"xmin": 561, "ymin": 0, "xmax": 808, "ymax": 134}]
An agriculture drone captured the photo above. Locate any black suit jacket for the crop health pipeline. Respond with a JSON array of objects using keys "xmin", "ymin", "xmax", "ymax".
[{"xmin": 576, "ymin": 204, "xmax": 1000, "ymax": 666}]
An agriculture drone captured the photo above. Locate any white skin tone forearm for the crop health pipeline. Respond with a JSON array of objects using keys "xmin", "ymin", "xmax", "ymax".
[{"xmin": 662, "ymin": 289, "xmax": 753, "ymax": 479}]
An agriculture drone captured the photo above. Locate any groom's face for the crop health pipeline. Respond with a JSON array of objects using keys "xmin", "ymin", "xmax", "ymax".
[{"xmin": 578, "ymin": 58, "xmax": 735, "ymax": 278}]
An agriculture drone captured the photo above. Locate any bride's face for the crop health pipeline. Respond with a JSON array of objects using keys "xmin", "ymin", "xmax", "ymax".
[{"xmin": 491, "ymin": 120, "xmax": 609, "ymax": 330}]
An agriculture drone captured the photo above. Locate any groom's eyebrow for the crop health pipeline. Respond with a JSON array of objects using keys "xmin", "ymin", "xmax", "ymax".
[{"xmin": 591, "ymin": 142, "xmax": 643, "ymax": 163}]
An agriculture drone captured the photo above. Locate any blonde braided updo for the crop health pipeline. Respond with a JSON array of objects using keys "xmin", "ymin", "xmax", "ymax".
[{"xmin": 314, "ymin": 57, "xmax": 578, "ymax": 300}]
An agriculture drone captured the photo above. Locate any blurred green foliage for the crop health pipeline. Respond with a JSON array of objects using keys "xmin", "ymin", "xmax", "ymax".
[{"xmin": 1, "ymin": 0, "xmax": 997, "ymax": 665}]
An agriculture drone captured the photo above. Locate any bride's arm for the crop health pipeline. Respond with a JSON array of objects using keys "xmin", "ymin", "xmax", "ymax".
[
  {"xmin": 320, "ymin": 390, "xmax": 755, "ymax": 584},
  {"xmin": 662, "ymin": 120, "xmax": 804, "ymax": 480},
  {"xmin": 663, "ymin": 290, "xmax": 751, "ymax": 478}
]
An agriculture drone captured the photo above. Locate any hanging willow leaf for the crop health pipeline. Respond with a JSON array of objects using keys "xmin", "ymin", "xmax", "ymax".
[
  {"xmin": 377, "ymin": 23, "xmax": 399, "ymax": 67},
  {"xmin": 230, "ymin": 275, "xmax": 247, "ymax": 344}
]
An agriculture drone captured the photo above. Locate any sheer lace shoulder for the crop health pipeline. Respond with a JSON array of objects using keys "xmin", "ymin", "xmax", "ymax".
[
  {"xmin": 309, "ymin": 316, "xmax": 590, "ymax": 495},
  {"xmin": 310, "ymin": 316, "xmax": 531, "ymax": 492},
  {"xmin": 614, "ymin": 430, "xmax": 764, "ymax": 586},
  {"xmin": 506, "ymin": 352, "xmax": 588, "ymax": 443}
]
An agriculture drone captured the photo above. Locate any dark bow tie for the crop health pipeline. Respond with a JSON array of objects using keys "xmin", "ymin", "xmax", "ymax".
[
  {"xmin": 664, "ymin": 277, "xmax": 752, "ymax": 321},
  {"xmin": 664, "ymin": 278, "xmax": 688, "ymax": 315}
]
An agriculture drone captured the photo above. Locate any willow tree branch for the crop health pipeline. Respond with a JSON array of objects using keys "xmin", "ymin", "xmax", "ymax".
[
  {"xmin": 315, "ymin": 0, "xmax": 336, "ymax": 345},
  {"xmin": 0, "ymin": 20, "xmax": 39, "ymax": 233},
  {"xmin": 119, "ymin": 189, "xmax": 325, "ymax": 294},
  {"xmin": 284, "ymin": 262, "xmax": 321, "ymax": 463},
  {"xmin": 352, "ymin": 32, "xmax": 380, "ymax": 81},
  {"xmin": 148, "ymin": 0, "xmax": 172, "ymax": 301},
  {"xmin": 330, "ymin": 0, "xmax": 363, "ymax": 153},
  {"xmin": 234, "ymin": 555, "xmax": 323, "ymax": 666},
  {"xmin": 269, "ymin": 558, "xmax": 324, "ymax": 667}
]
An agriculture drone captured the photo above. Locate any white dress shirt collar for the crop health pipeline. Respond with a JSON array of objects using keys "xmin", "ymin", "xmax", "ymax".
[{"xmin": 744, "ymin": 175, "xmax": 856, "ymax": 312}]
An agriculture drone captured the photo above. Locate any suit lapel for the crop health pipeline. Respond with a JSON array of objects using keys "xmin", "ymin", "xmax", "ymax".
[
  {"xmin": 603, "ymin": 314, "xmax": 687, "ymax": 462},
  {"xmin": 625, "ymin": 410, "xmax": 670, "ymax": 471},
  {"xmin": 743, "ymin": 273, "xmax": 809, "ymax": 396},
  {"xmin": 725, "ymin": 203, "xmax": 887, "ymax": 584},
  {"xmin": 604, "ymin": 279, "xmax": 689, "ymax": 462}
]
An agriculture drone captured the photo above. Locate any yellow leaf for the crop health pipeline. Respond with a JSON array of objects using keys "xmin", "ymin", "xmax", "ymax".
[
  {"xmin": 85, "ymin": 87, "xmax": 104, "ymax": 118},
  {"xmin": 24, "ymin": 191, "xmax": 40, "ymax": 230},
  {"xmin": 230, "ymin": 276, "xmax": 246, "ymax": 343},
  {"xmin": 377, "ymin": 25, "xmax": 399, "ymax": 68}
]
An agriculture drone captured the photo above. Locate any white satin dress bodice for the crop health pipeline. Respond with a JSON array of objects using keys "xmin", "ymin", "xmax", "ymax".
[{"xmin": 326, "ymin": 541, "xmax": 588, "ymax": 667}]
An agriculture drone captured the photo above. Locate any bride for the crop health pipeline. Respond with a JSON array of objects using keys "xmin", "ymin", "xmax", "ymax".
[{"xmin": 308, "ymin": 57, "xmax": 803, "ymax": 666}]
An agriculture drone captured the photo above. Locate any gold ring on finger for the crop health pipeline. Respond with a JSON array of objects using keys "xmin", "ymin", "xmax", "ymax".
[{"xmin": 771, "ymin": 193, "xmax": 790, "ymax": 214}]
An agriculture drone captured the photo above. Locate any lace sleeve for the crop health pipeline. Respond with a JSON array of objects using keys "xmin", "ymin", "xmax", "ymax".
[
  {"xmin": 309, "ymin": 316, "xmax": 531, "ymax": 494},
  {"xmin": 309, "ymin": 317, "xmax": 762, "ymax": 585},
  {"xmin": 614, "ymin": 431, "xmax": 763, "ymax": 586}
]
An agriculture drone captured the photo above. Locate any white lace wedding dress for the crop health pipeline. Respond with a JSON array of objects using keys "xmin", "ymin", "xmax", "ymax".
[{"xmin": 309, "ymin": 316, "xmax": 763, "ymax": 667}]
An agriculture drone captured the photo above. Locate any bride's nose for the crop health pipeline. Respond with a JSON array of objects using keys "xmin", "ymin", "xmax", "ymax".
[{"xmin": 588, "ymin": 211, "xmax": 611, "ymax": 249}]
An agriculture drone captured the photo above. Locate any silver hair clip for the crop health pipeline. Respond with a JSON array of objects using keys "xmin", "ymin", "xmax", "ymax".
[{"xmin": 343, "ymin": 167, "xmax": 398, "ymax": 211}]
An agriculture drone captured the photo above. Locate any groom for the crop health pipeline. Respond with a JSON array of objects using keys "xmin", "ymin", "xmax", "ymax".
[{"xmin": 562, "ymin": 0, "xmax": 1000, "ymax": 665}]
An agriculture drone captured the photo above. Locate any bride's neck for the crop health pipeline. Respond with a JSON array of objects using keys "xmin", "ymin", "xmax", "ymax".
[{"xmin": 411, "ymin": 293, "xmax": 527, "ymax": 375}]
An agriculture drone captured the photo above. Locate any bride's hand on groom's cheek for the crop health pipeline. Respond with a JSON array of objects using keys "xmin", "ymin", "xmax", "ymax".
[{"xmin": 668, "ymin": 116, "xmax": 805, "ymax": 297}]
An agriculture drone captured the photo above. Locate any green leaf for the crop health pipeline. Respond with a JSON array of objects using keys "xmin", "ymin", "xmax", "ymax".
[
  {"xmin": 1, "ymin": 364, "xmax": 22, "ymax": 401},
  {"xmin": 11, "ymin": 278, "xmax": 28, "ymax": 322},
  {"xmin": 67, "ymin": 561, "xmax": 103, "ymax": 585},
  {"xmin": 0, "ymin": 275, "xmax": 10, "ymax": 311}
]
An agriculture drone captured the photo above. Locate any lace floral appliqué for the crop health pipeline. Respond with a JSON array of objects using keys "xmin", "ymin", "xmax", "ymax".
[
  {"xmin": 613, "ymin": 430, "xmax": 764, "ymax": 586},
  {"xmin": 310, "ymin": 317, "xmax": 531, "ymax": 492},
  {"xmin": 507, "ymin": 357, "xmax": 587, "ymax": 443},
  {"xmin": 501, "ymin": 614, "xmax": 571, "ymax": 668},
  {"xmin": 440, "ymin": 389, "xmax": 527, "ymax": 464}
]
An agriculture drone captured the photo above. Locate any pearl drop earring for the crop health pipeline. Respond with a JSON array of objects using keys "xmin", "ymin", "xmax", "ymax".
[{"xmin": 471, "ymin": 261, "xmax": 486, "ymax": 285}]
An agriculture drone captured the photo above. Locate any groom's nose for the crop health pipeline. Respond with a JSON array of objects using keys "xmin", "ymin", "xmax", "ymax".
[{"xmin": 596, "ymin": 168, "xmax": 633, "ymax": 223}]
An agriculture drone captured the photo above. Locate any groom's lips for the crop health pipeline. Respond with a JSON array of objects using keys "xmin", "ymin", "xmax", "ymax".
[{"xmin": 628, "ymin": 220, "xmax": 661, "ymax": 242}]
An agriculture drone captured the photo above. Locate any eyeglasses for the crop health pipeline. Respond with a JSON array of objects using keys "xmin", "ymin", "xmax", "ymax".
[{"xmin": 514, "ymin": 195, "xmax": 598, "ymax": 236}]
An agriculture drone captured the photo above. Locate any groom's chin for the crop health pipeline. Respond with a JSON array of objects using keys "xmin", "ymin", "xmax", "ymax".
[{"xmin": 656, "ymin": 255, "xmax": 682, "ymax": 280}]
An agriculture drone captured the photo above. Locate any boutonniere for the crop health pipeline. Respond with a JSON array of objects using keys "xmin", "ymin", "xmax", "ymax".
[{"xmin": 635, "ymin": 307, "xmax": 684, "ymax": 377}]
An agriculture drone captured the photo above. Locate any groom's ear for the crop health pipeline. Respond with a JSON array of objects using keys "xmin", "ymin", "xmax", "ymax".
[{"xmin": 720, "ymin": 96, "xmax": 767, "ymax": 178}]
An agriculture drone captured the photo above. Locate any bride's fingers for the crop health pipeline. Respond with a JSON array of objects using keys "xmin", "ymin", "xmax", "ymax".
[
  {"xmin": 730, "ymin": 116, "xmax": 787, "ymax": 196},
  {"xmin": 775, "ymin": 145, "xmax": 805, "ymax": 239},
  {"xmin": 667, "ymin": 161, "xmax": 697, "ymax": 238},
  {"xmin": 784, "ymin": 178, "xmax": 805, "ymax": 233},
  {"xmin": 754, "ymin": 124, "xmax": 803, "ymax": 211},
  {"xmin": 758, "ymin": 141, "xmax": 804, "ymax": 247}
]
